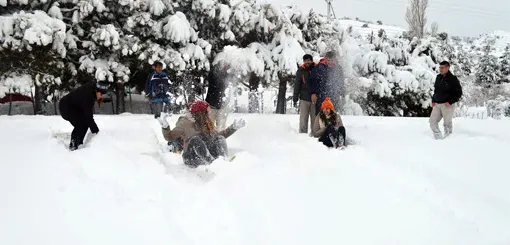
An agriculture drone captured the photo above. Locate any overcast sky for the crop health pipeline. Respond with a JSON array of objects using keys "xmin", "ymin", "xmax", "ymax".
[{"xmin": 260, "ymin": 0, "xmax": 510, "ymax": 37}]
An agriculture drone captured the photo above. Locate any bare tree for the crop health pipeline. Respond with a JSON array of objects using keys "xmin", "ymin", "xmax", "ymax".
[
  {"xmin": 405, "ymin": 0, "xmax": 428, "ymax": 39},
  {"xmin": 431, "ymin": 21, "xmax": 439, "ymax": 36}
]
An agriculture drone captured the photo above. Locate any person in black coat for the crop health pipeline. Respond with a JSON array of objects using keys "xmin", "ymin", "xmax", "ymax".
[
  {"xmin": 59, "ymin": 81, "xmax": 109, "ymax": 150},
  {"xmin": 205, "ymin": 62, "xmax": 231, "ymax": 130},
  {"xmin": 429, "ymin": 61, "xmax": 463, "ymax": 139},
  {"xmin": 293, "ymin": 54, "xmax": 316, "ymax": 134}
]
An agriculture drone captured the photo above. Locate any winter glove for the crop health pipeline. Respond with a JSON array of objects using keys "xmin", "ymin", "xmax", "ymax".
[{"xmin": 232, "ymin": 119, "xmax": 246, "ymax": 130}]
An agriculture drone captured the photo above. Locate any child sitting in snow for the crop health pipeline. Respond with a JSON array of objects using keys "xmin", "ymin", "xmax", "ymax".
[
  {"xmin": 158, "ymin": 100, "xmax": 246, "ymax": 167},
  {"xmin": 312, "ymin": 97, "xmax": 347, "ymax": 148}
]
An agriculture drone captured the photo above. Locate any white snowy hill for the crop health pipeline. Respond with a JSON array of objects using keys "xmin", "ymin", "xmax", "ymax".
[
  {"xmin": 1, "ymin": 114, "xmax": 510, "ymax": 244},
  {"xmin": 337, "ymin": 18, "xmax": 405, "ymax": 38},
  {"xmin": 472, "ymin": 30, "xmax": 510, "ymax": 56},
  {"xmin": 259, "ymin": 0, "xmax": 405, "ymax": 38}
]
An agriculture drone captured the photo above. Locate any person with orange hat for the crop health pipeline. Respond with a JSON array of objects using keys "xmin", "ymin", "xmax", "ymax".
[
  {"xmin": 312, "ymin": 97, "xmax": 346, "ymax": 149},
  {"xmin": 157, "ymin": 100, "xmax": 246, "ymax": 167}
]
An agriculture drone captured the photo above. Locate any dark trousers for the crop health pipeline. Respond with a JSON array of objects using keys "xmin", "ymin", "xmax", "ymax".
[
  {"xmin": 60, "ymin": 110, "xmax": 89, "ymax": 148},
  {"xmin": 182, "ymin": 135, "xmax": 228, "ymax": 167},
  {"xmin": 150, "ymin": 97, "xmax": 171, "ymax": 118},
  {"xmin": 319, "ymin": 125, "xmax": 346, "ymax": 148}
]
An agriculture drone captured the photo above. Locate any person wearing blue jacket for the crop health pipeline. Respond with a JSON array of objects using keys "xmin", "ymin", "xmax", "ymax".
[
  {"xmin": 309, "ymin": 51, "xmax": 346, "ymax": 116},
  {"xmin": 145, "ymin": 61, "xmax": 172, "ymax": 118}
]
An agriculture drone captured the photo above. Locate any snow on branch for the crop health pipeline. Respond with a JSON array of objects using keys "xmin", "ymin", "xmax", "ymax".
[
  {"xmin": 72, "ymin": 0, "xmax": 106, "ymax": 23},
  {"xmin": 138, "ymin": 43, "xmax": 186, "ymax": 71},
  {"xmin": 161, "ymin": 12, "xmax": 197, "ymax": 45},
  {"xmin": 91, "ymin": 24, "xmax": 121, "ymax": 50},
  {"xmin": 0, "ymin": 74, "xmax": 33, "ymax": 98},
  {"xmin": 179, "ymin": 43, "xmax": 209, "ymax": 71},
  {"xmin": 271, "ymin": 28, "xmax": 305, "ymax": 75},
  {"xmin": 0, "ymin": 10, "xmax": 67, "ymax": 57},
  {"xmin": 79, "ymin": 56, "xmax": 130, "ymax": 83},
  {"xmin": 354, "ymin": 50, "xmax": 432, "ymax": 99},
  {"xmin": 213, "ymin": 45, "xmax": 265, "ymax": 77}
]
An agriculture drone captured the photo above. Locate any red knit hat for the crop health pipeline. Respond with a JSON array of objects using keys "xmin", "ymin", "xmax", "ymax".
[
  {"xmin": 189, "ymin": 100, "xmax": 209, "ymax": 114},
  {"xmin": 321, "ymin": 97, "xmax": 335, "ymax": 111}
]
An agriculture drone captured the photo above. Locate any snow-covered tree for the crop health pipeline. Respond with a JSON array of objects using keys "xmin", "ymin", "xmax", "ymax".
[
  {"xmin": 499, "ymin": 44, "xmax": 510, "ymax": 81},
  {"xmin": 476, "ymin": 42, "xmax": 502, "ymax": 88}
]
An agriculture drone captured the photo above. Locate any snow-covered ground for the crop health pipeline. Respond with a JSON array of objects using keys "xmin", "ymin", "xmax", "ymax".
[{"xmin": 1, "ymin": 114, "xmax": 510, "ymax": 245}]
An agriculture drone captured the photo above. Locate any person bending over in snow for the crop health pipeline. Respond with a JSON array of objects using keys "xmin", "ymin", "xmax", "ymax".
[
  {"xmin": 145, "ymin": 61, "xmax": 172, "ymax": 119},
  {"xmin": 158, "ymin": 100, "xmax": 246, "ymax": 168},
  {"xmin": 312, "ymin": 97, "xmax": 346, "ymax": 149},
  {"xmin": 59, "ymin": 81, "xmax": 109, "ymax": 151}
]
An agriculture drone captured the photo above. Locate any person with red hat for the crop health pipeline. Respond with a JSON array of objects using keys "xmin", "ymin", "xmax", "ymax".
[
  {"xmin": 157, "ymin": 100, "xmax": 246, "ymax": 167},
  {"xmin": 312, "ymin": 97, "xmax": 346, "ymax": 149}
]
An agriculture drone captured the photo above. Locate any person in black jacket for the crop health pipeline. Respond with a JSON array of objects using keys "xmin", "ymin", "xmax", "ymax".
[
  {"xmin": 293, "ymin": 54, "xmax": 316, "ymax": 134},
  {"xmin": 205, "ymin": 62, "xmax": 231, "ymax": 130},
  {"xmin": 59, "ymin": 81, "xmax": 109, "ymax": 150},
  {"xmin": 429, "ymin": 61, "xmax": 463, "ymax": 139}
]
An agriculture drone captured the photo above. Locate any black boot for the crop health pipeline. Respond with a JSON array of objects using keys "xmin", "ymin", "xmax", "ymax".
[{"xmin": 69, "ymin": 139, "xmax": 78, "ymax": 151}]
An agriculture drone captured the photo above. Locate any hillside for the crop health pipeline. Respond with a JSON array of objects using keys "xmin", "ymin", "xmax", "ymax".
[
  {"xmin": 1, "ymin": 114, "xmax": 510, "ymax": 244},
  {"xmin": 472, "ymin": 30, "xmax": 510, "ymax": 56},
  {"xmin": 338, "ymin": 18, "xmax": 405, "ymax": 38}
]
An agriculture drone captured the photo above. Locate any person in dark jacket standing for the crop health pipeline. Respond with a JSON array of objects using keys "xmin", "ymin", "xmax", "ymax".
[
  {"xmin": 205, "ymin": 62, "xmax": 231, "ymax": 130},
  {"xmin": 145, "ymin": 61, "xmax": 172, "ymax": 118},
  {"xmin": 59, "ymin": 81, "xmax": 109, "ymax": 150},
  {"xmin": 309, "ymin": 51, "xmax": 346, "ymax": 116},
  {"xmin": 293, "ymin": 54, "xmax": 316, "ymax": 134},
  {"xmin": 429, "ymin": 61, "xmax": 463, "ymax": 139}
]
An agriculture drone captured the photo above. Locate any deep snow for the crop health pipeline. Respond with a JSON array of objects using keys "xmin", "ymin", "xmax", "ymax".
[{"xmin": 1, "ymin": 114, "xmax": 510, "ymax": 245}]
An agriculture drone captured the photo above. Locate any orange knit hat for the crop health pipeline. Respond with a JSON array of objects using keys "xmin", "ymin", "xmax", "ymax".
[{"xmin": 321, "ymin": 97, "xmax": 335, "ymax": 111}]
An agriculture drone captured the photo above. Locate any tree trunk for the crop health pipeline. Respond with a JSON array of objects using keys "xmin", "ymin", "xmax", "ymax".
[
  {"xmin": 30, "ymin": 88, "xmax": 36, "ymax": 115},
  {"xmin": 110, "ymin": 92, "xmax": 116, "ymax": 114},
  {"xmin": 275, "ymin": 74, "xmax": 288, "ymax": 114},
  {"xmin": 115, "ymin": 83, "xmax": 126, "ymax": 114},
  {"xmin": 129, "ymin": 87, "xmax": 133, "ymax": 113},
  {"xmin": 34, "ymin": 83, "xmax": 45, "ymax": 115},
  {"xmin": 53, "ymin": 97, "xmax": 58, "ymax": 115},
  {"xmin": 8, "ymin": 92, "xmax": 12, "ymax": 116},
  {"xmin": 248, "ymin": 74, "xmax": 261, "ymax": 113},
  {"xmin": 248, "ymin": 91, "xmax": 260, "ymax": 113}
]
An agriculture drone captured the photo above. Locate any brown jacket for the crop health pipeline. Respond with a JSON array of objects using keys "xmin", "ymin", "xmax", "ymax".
[
  {"xmin": 162, "ymin": 113, "xmax": 237, "ymax": 148},
  {"xmin": 312, "ymin": 112, "xmax": 344, "ymax": 138}
]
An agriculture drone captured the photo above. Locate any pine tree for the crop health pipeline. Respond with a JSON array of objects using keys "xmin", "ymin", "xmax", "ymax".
[
  {"xmin": 499, "ymin": 44, "xmax": 510, "ymax": 81},
  {"xmin": 476, "ymin": 42, "xmax": 502, "ymax": 88}
]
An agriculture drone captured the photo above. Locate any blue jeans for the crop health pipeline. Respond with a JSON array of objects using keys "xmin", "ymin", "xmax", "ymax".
[{"xmin": 150, "ymin": 97, "xmax": 171, "ymax": 118}]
